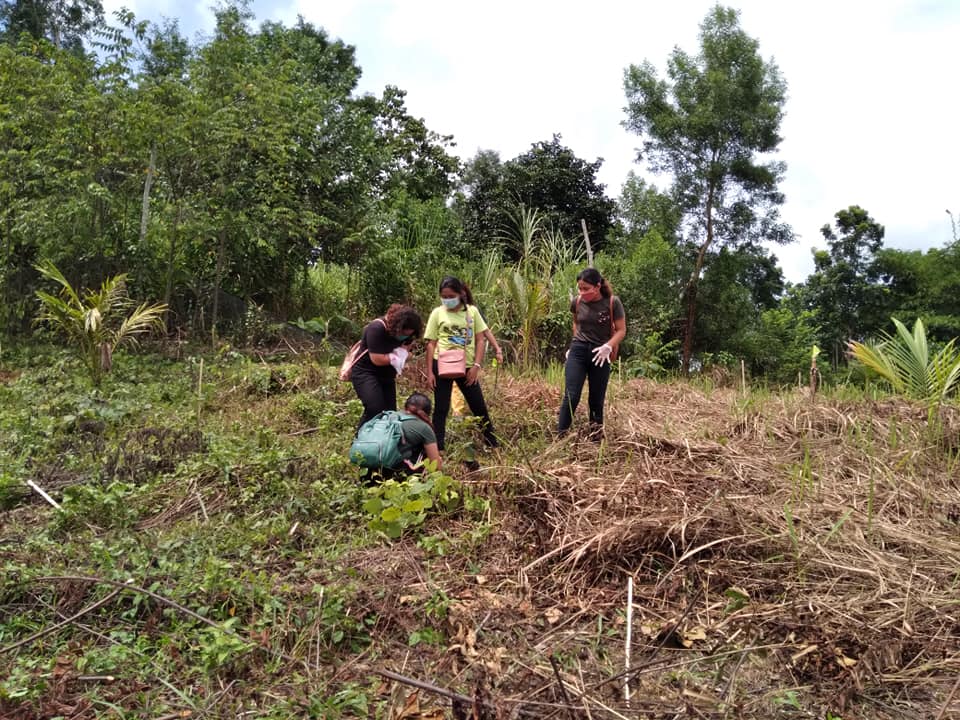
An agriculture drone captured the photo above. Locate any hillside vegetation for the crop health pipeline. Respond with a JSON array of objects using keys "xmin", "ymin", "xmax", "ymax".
[{"xmin": 2, "ymin": 343, "xmax": 959, "ymax": 720}]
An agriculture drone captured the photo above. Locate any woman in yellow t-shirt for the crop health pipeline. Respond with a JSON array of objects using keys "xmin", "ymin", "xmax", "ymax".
[{"xmin": 424, "ymin": 276, "xmax": 499, "ymax": 452}]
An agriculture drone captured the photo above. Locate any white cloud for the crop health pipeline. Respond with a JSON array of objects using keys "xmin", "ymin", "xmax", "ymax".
[{"xmin": 104, "ymin": 0, "xmax": 960, "ymax": 282}]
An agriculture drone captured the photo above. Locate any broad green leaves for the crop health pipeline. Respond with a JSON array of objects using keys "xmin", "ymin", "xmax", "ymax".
[
  {"xmin": 848, "ymin": 317, "xmax": 960, "ymax": 409},
  {"xmin": 34, "ymin": 260, "xmax": 167, "ymax": 386}
]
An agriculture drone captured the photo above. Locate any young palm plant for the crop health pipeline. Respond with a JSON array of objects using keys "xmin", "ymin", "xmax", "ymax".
[
  {"xmin": 35, "ymin": 260, "xmax": 168, "ymax": 386},
  {"xmin": 847, "ymin": 317, "xmax": 960, "ymax": 413}
]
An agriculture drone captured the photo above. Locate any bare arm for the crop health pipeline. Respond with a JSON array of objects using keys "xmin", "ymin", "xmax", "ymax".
[
  {"xmin": 466, "ymin": 335, "xmax": 486, "ymax": 386},
  {"xmin": 425, "ymin": 339, "xmax": 437, "ymax": 389},
  {"xmin": 422, "ymin": 442, "xmax": 442, "ymax": 470},
  {"xmin": 609, "ymin": 314, "xmax": 626, "ymax": 351},
  {"xmin": 482, "ymin": 329, "xmax": 503, "ymax": 363}
]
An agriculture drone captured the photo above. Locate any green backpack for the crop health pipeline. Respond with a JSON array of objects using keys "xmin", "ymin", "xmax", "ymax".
[{"xmin": 349, "ymin": 411, "xmax": 415, "ymax": 469}]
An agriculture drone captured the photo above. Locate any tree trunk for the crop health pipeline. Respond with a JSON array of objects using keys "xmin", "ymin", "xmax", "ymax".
[
  {"xmin": 139, "ymin": 145, "xmax": 156, "ymax": 248},
  {"xmin": 211, "ymin": 228, "xmax": 227, "ymax": 347},
  {"xmin": 163, "ymin": 203, "xmax": 182, "ymax": 331},
  {"xmin": 681, "ymin": 188, "xmax": 716, "ymax": 374}
]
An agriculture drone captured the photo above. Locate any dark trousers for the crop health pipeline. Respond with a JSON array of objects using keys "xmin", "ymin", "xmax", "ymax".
[
  {"xmin": 432, "ymin": 360, "xmax": 497, "ymax": 451},
  {"xmin": 351, "ymin": 369, "xmax": 396, "ymax": 430},
  {"xmin": 558, "ymin": 340, "xmax": 611, "ymax": 433}
]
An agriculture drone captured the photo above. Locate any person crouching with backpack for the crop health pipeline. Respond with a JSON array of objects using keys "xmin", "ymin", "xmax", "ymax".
[
  {"xmin": 350, "ymin": 393, "xmax": 442, "ymax": 478},
  {"xmin": 351, "ymin": 304, "xmax": 423, "ymax": 429}
]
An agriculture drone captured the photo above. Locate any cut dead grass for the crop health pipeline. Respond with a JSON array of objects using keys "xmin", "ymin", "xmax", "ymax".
[{"xmin": 348, "ymin": 377, "xmax": 960, "ymax": 719}]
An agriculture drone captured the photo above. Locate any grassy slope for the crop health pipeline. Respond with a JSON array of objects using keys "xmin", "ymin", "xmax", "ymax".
[{"xmin": 1, "ymin": 345, "xmax": 959, "ymax": 720}]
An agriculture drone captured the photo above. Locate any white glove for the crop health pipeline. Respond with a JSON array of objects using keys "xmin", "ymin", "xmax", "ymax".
[
  {"xmin": 591, "ymin": 343, "xmax": 613, "ymax": 366},
  {"xmin": 389, "ymin": 347, "xmax": 409, "ymax": 375}
]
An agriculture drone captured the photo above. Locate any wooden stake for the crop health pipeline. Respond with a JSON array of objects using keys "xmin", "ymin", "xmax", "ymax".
[
  {"xmin": 581, "ymin": 219, "xmax": 594, "ymax": 268},
  {"xmin": 624, "ymin": 576, "xmax": 634, "ymax": 705},
  {"xmin": 26, "ymin": 480, "xmax": 63, "ymax": 511}
]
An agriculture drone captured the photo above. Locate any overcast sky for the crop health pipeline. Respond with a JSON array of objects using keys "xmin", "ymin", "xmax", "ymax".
[{"xmin": 104, "ymin": 0, "xmax": 960, "ymax": 283}]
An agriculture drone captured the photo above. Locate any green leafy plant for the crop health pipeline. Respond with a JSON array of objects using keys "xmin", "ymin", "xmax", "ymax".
[
  {"xmin": 362, "ymin": 466, "xmax": 462, "ymax": 539},
  {"xmin": 848, "ymin": 317, "xmax": 960, "ymax": 413},
  {"xmin": 34, "ymin": 260, "xmax": 167, "ymax": 386}
]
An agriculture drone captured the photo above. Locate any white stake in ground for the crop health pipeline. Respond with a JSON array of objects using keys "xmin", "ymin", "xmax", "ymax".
[{"xmin": 624, "ymin": 575, "xmax": 634, "ymax": 705}]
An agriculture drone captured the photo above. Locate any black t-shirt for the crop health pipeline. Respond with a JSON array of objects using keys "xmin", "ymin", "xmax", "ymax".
[
  {"xmin": 354, "ymin": 318, "xmax": 403, "ymax": 378},
  {"xmin": 571, "ymin": 295, "xmax": 625, "ymax": 345}
]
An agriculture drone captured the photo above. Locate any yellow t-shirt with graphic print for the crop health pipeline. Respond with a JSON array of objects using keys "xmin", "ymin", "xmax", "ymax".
[{"xmin": 424, "ymin": 304, "xmax": 489, "ymax": 367}]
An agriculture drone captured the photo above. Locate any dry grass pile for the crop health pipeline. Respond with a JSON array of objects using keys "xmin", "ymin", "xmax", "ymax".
[{"xmin": 360, "ymin": 379, "xmax": 960, "ymax": 719}]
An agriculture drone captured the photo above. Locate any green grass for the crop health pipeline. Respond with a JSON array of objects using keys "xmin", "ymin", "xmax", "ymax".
[{"xmin": 0, "ymin": 344, "xmax": 491, "ymax": 718}]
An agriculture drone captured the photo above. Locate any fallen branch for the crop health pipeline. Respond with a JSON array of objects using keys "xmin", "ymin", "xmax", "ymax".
[
  {"xmin": 548, "ymin": 655, "xmax": 577, "ymax": 720},
  {"xmin": 0, "ymin": 586, "xmax": 123, "ymax": 654},
  {"xmin": 29, "ymin": 575, "xmax": 306, "ymax": 669},
  {"xmin": 376, "ymin": 668, "xmax": 475, "ymax": 705}
]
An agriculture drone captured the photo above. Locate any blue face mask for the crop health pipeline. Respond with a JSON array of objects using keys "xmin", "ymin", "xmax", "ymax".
[
  {"xmin": 441, "ymin": 297, "xmax": 461, "ymax": 310},
  {"xmin": 394, "ymin": 334, "xmax": 410, "ymax": 342}
]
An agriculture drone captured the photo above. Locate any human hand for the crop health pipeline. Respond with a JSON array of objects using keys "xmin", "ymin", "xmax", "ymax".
[
  {"xmin": 389, "ymin": 347, "xmax": 409, "ymax": 375},
  {"xmin": 494, "ymin": 347, "xmax": 503, "ymax": 364},
  {"xmin": 466, "ymin": 365, "xmax": 480, "ymax": 386},
  {"xmin": 426, "ymin": 372, "xmax": 436, "ymax": 391},
  {"xmin": 591, "ymin": 343, "xmax": 612, "ymax": 366}
]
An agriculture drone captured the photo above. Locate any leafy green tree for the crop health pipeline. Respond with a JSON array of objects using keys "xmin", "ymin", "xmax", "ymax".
[
  {"xmin": 34, "ymin": 260, "xmax": 166, "ymax": 386},
  {"xmin": 873, "ymin": 241, "xmax": 960, "ymax": 342},
  {"xmin": 456, "ymin": 137, "xmax": 616, "ymax": 259},
  {"xmin": 0, "ymin": 0, "xmax": 104, "ymax": 52},
  {"xmin": 624, "ymin": 5, "xmax": 792, "ymax": 373},
  {"xmin": 500, "ymin": 135, "xmax": 616, "ymax": 253},
  {"xmin": 799, "ymin": 206, "xmax": 886, "ymax": 366},
  {"xmin": 454, "ymin": 149, "xmax": 507, "ymax": 256},
  {"xmin": 614, "ymin": 173, "xmax": 682, "ymax": 251},
  {"xmin": 0, "ymin": 37, "xmax": 117, "ymax": 332},
  {"xmin": 744, "ymin": 306, "xmax": 819, "ymax": 385},
  {"xmin": 695, "ymin": 245, "xmax": 784, "ymax": 360},
  {"xmin": 374, "ymin": 85, "xmax": 460, "ymax": 203}
]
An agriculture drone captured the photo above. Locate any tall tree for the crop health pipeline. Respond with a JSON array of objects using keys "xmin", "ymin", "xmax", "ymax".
[
  {"xmin": 800, "ymin": 205, "xmax": 886, "ymax": 365},
  {"xmin": 624, "ymin": 4, "xmax": 792, "ymax": 373},
  {"xmin": 501, "ymin": 135, "xmax": 616, "ymax": 253},
  {"xmin": 455, "ymin": 137, "xmax": 616, "ymax": 259},
  {"xmin": 0, "ymin": 0, "xmax": 104, "ymax": 51},
  {"xmin": 454, "ymin": 149, "xmax": 506, "ymax": 256}
]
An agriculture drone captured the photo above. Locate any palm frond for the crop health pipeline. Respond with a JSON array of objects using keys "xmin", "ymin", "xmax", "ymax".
[{"xmin": 848, "ymin": 317, "xmax": 960, "ymax": 412}]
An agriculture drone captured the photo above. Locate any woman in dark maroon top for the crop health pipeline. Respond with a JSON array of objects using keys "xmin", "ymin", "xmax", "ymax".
[{"xmin": 351, "ymin": 304, "xmax": 423, "ymax": 428}]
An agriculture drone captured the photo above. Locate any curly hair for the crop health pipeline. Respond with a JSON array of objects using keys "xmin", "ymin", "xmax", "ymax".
[{"xmin": 383, "ymin": 304, "xmax": 423, "ymax": 338}]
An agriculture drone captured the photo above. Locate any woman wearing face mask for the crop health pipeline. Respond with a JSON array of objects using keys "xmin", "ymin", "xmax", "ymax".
[
  {"xmin": 558, "ymin": 268, "xmax": 626, "ymax": 438},
  {"xmin": 351, "ymin": 303, "xmax": 423, "ymax": 429},
  {"xmin": 424, "ymin": 276, "xmax": 499, "ymax": 452}
]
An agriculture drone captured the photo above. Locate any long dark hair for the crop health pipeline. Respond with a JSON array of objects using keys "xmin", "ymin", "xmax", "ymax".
[
  {"xmin": 383, "ymin": 304, "xmax": 423, "ymax": 337},
  {"xmin": 577, "ymin": 267, "xmax": 613, "ymax": 299},
  {"xmin": 439, "ymin": 276, "xmax": 475, "ymax": 307},
  {"xmin": 404, "ymin": 392, "xmax": 434, "ymax": 428}
]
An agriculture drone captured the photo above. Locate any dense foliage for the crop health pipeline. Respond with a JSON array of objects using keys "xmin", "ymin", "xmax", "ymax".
[{"xmin": 1, "ymin": 0, "xmax": 959, "ymax": 385}]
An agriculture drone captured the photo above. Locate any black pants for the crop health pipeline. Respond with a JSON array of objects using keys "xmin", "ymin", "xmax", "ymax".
[
  {"xmin": 558, "ymin": 340, "xmax": 611, "ymax": 433},
  {"xmin": 432, "ymin": 360, "xmax": 497, "ymax": 451},
  {"xmin": 351, "ymin": 369, "xmax": 396, "ymax": 430}
]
